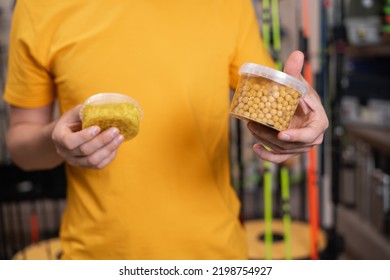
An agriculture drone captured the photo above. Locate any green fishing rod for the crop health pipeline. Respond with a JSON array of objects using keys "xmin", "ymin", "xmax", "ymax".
[
  {"xmin": 261, "ymin": 0, "xmax": 292, "ymax": 260},
  {"xmin": 261, "ymin": 0, "xmax": 273, "ymax": 260},
  {"xmin": 271, "ymin": 0, "xmax": 282, "ymax": 69},
  {"xmin": 271, "ymin": 0, "xmax": 292, "ymax": 260}
]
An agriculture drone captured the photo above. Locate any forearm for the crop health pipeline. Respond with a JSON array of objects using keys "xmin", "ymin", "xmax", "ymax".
[{"xmin": 7, "ymin": 121, "xmax": 64, "ymax": 170}]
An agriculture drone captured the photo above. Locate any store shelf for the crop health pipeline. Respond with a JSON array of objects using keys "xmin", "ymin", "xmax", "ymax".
[
  {"xmin": 336, "ymin": 205, "xmax": 390, "ymax": 259},
  {"xmin": 342, "ymin": 73, "xmax": 390, "ymax": 100},
  {"xmin": 345, "ymin": 43, "xmax": 390, "ymax": 58},
  {"xmin": 343, "ymin": 122, "xmax": 390, "ymax": 155}
]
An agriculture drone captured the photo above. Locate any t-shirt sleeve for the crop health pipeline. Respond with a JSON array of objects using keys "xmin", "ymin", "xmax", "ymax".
[
  {"xmin": 3, "ymin": 0, "xmax": 54, "ymax": 108},
  {"xmin": 229, "ymin": 0, "xmax": 275, "ymax": 89}
]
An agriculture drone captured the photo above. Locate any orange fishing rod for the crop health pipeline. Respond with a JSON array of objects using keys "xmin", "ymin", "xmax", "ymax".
[{"xmin": 301, "ymin": 0, "xmax": 320, "ymax": 260}]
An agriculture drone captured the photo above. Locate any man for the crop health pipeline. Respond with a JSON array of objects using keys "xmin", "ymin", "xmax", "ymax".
[{"xmin": 4, "ymin": 0, "xmax": 328, "ymax": 259}]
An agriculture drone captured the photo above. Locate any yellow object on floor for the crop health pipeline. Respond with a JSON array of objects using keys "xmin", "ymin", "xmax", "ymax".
[
  {"xmin": 12, "ymin": 238, "xmax": 61, "ymax": 260},
  {"xmin": 244, "ymin": 219, "xmax": 327, "ymax": 260}
]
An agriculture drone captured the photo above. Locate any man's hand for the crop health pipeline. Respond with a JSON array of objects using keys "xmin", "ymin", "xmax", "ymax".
[
  {"xmin": 52, "ymin": 105, "xmax": 125, "ymax": 169},
  {"xmin": 247, "ymin": 50, "xmax": 329, "ymax": 163}
]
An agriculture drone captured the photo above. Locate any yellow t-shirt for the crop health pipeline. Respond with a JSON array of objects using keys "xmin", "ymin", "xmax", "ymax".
[{"xmin": 4, "ymin": 0, "xmax": 274, "ymax": 259}]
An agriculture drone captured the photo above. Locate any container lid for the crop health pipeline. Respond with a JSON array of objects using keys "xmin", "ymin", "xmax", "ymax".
[
  {"xmin": 80, "ymin": 92, "xmax": 144, "ymax": 120},
  {"xmin": 239, "ymin": 63, "xmax": 307, "ymax": 96}
]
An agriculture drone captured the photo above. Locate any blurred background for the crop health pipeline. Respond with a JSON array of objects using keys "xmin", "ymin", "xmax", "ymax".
[{"xmin": 1, "ymin": 0, "xmax": 389, "ymax": 260}]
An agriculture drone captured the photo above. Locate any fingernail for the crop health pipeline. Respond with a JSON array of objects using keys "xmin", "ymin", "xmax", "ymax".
[
  {"xmin": 253, "ymin": 144, "xmax": 262, "ymax": 155},
  {"xmin": 115, "ymin": 135, "xmax": 124, "ymax": 145},
  {"xmin": 280, "ymin": 133, "xmax": 291, "ymax": 141},
  {"xmin": 111, "ymin": 128, "xmax": 119, "ymax": 137},
  {"xmin": 90, "ymin": 126, "xmax": 100, "ymax": 136},
  {"xmin": 247, "ymin": 122, "xmax": 256, "ymax": 131}
]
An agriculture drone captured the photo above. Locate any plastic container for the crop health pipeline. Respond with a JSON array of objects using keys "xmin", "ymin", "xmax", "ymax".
[
  {"xmin": 80, "ymin": 93, "xmax": 143, "ymax": 141},
  {"xmin": 229, "ymin": 63, "xmax": 307, "ymax": 131}
]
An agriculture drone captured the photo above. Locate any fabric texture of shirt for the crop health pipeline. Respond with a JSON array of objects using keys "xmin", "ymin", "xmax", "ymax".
[{"xmin": 4, "ymin": 0, "xmax": 274, "ymax": 259}]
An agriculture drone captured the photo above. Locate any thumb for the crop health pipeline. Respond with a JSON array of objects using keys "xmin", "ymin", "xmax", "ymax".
[
  {"xmin": 56, "ymin": 104, "xmax": 85, "ymax": 134},
  {"xmin": 283, "ymin": 50, "xmax": 313, "ymax": 113},
  {"xmin": 62, "ymin": 104, "xmax": 83, "ymax": 123},
  {"xmin": 283, "ymin": 50, "xmax": 304, "ymax": 78}
]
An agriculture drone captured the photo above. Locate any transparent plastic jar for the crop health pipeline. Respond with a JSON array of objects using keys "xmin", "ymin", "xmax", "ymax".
[
  {"xmin": 230, "ymin": 63, "xmax": 307, "ymax": 131},
  {"xmin": 80, "ymin": 93, "xmax": 143, "ymax": 141}
]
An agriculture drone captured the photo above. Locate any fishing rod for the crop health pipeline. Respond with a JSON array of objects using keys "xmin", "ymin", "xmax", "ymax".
[
  {"xmin": 300, "ymin": 0, "xmax": 320, "ymax": 260},
  {"xmin": 260, "ymin": 0, "xmax": 293, "ymax": 260},
  {"xmin": 270, "ymin": 0, "xmax": 293, "ymax": 260},
  {"xmin": 261, "ymin": 0, "xmax": 273, "ymax": 260}
]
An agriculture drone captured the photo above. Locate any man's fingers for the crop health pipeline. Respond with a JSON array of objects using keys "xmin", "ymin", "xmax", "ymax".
[
  {"xmin": 253, "ymin": 138, "xmax": 313, "ymax": 154},
  {"xmin": 67, "ymin": 134, "xmax": 124, "ymax": 168},
  {"xmin": 61, "ymin": 104, "xmax": 83, "ymax": 123},
  {"xmin": 52, "ymin": 104, "xmax": 100, "ymax": 150},
  {"xmin": 247, "ymin": 121, "xmax": 278, "ymax": 139},
  {"xmin": 75, "ymin": 128, "xmax": 120, "ymax": 156},
  {"xmin": 245, "ymin": 50, "xmax": 329, "ymax": 164},
  {"xmin": 57, "ymin": 125, "xmax": 101, "ymax": 151},
  {"xmin": 283, "ymin": 51, "xmax": 321, "ymax": 113},
  {"xmin": 51, "ymin": 104, "xmax": 125, "ymax": 169},
  {"xmin": 283, "ymin": 50, "xmax": 304, "ymax": 78},
  {"xmin": 252, "ymin": 144, "xmax": 297, "ymax": 164},
  {"xmin": 96, "ymin": 150, "xmax": 119, "ymax": 170},
  {"xmin": 279, "ymin": 125, "xmax": 325, "ymax": 145}
]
